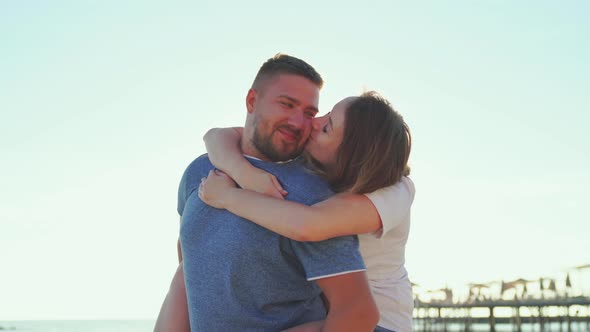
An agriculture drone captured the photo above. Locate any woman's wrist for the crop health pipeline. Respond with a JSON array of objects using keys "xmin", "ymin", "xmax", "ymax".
[
  {"xmin": 232, "ymin": 162, "xmax": 258, "ymax": 190},
  {"xmin": 224, "ymin": 187, "xmax": 242, "ymax": 209}
]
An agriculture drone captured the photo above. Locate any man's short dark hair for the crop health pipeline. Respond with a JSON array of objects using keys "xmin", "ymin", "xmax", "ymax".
[{"xmin": 252, "ymin": 53, "xmax": 323, "ymax": 90}]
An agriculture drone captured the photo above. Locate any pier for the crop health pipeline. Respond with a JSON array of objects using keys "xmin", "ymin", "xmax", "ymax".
[
  {"xmin": 412, "ymin": 265, "xmax": 590, "ymax": 331},
  {"xmin": 414, "ymin": 297, "xmax": 590, "ymax": 331}
]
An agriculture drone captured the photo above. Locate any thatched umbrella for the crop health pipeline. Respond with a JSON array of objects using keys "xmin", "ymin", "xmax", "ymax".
[{"xmin": 548, "ymin": 279, "xmax": 556, "ymax": 291}]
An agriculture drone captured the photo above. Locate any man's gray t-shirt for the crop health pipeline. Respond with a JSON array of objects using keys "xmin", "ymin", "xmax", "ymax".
[{"xmin": 178, "ymin": 155, "xmax": 366, "ymax": 331}]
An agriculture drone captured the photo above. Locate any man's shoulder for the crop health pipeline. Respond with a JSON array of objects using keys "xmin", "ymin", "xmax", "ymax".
[
  {"xmin": 184, "ymin": 153, "xmax": 213, "ymax": 175},
  {"xmin": 179, "ymin": 154, "xmax": 214, "ymax": 193},
  {"xmin": 252, "ymin": 158, "xmax": 334, "ymax": 204}
]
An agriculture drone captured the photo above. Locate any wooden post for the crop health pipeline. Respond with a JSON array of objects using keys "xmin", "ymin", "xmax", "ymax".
[
  {"xmin": 437, "ymin": 307, "xmax": 441, "ymax": 332},
  {"xmin": 489, "ymin": 306, "xmax": 496, "ymax": 332},
  {"xmin": 420, "ymin": 307, "xmax": 424, "ymax": 332},
  {"xmin": 440, "ymin": 307, "xmax": 447, "ymax": 332},
  {"xmin": 566, "ymin": 305, "xmax": 571, "ymax": 332},
  {"xmin": 418, "ymin": 308, "xmax": 426, "ymax": 331},
  {"xmin": 464, "ymin": 308, "xmax": 471, "ymax": 332},
  {"xmin": 515, "ymin": 306, "xmax": 522, "ymax": 332},
  {"xmin": 420, "ymin": 307, "xmax": 425, "ymax": 332},
  {"xmin": 539, "ymin": 306, "xmax": 544, "ymax": 332},
  {"xmin": 559, "ymin": 306, "xmax": 563, "ymax": 332}
]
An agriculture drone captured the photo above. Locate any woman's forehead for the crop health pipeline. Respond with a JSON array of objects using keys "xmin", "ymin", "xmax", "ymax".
[{"xmin": 331, "ymin": 97, "xmax": 356, "ymax": 126}]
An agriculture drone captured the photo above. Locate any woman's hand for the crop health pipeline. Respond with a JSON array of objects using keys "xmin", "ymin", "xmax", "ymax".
[
  {"xmin": 236, "ymin": 167, "xmax": 288, "ymax": 200},
  {"xmin": 198, "ymin": 170, "xmax": 238, "ymax": 209}
]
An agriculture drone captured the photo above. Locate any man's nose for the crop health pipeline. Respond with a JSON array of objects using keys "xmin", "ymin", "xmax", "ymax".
[{"xmin": 287, "ymin": 111, "xmax": 307, "ymax": 129}]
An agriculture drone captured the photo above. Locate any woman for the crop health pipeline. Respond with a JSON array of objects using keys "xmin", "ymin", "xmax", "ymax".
[{"xmin": 198, "ymin": 91, "xmax": 415, "ymax": 332}]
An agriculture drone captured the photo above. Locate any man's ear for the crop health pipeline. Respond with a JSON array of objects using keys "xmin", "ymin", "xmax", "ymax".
[{"xmin": 246, "ymin": 89, "xmax": 257, "ymax": 114}]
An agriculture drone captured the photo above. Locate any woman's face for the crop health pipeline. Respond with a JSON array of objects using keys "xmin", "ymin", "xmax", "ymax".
[{"xmin": 304, "ymin": 97, "xmax": 355, "ymax": 170}]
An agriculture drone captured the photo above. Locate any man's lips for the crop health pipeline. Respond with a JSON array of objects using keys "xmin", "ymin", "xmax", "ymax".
[{"xmin": 277, "ymin": 127, "xmax": 300, "ymax": 142}]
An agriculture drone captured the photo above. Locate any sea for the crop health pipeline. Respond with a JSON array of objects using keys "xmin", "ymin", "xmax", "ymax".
[
  {"xmin": 2, "ymin": 320, "xmax": 589, "ymax": 332},
  {"xmin": 0, "ymin": 320, "xmax": 155, "ymax": 332}
]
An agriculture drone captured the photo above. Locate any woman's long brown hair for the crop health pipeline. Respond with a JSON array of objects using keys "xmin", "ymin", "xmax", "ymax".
[{"xmin": 309, "ymin": 91, "xmax": 411, "ymax": 194}]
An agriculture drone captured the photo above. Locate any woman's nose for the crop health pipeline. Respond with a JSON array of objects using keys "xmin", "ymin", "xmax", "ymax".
[{"xmin": 312, "ymin": 116, "xmax": 325, "ymax": 130}]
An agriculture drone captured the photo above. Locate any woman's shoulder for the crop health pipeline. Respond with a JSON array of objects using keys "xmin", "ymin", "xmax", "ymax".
[
  {"xmin": 362, "ymin": 177, "xmax": 415, "ymax": 236},
  {"xmin": 365, "ymin": 176, "xmax": 415, "ymax": 202}
]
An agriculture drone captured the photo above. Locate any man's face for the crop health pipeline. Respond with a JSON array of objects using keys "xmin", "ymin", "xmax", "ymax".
[{"xmin": 248, "ymin": 74, "xmax": 320, "ymax": 161}]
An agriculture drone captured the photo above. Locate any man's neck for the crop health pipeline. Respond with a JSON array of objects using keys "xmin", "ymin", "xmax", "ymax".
[
  {"xmin": 240, "ymin": 136, "xmax": 297, "ymax": 164},
  {"xmin": 240, "ymin": 135, "xmax": 271, "ymax": 161}
]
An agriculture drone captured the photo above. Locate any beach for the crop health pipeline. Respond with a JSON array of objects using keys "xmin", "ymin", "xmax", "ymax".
[{"xmin": 0, "ymin": 320, "xmax": 154, "ymax": 332}]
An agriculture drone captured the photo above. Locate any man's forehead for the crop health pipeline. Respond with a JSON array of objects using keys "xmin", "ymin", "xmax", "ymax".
[
  {"xmin": 264, "ymin": 74, "xmax": 318, "ymax": 90},
  {"xmin": 262, "ymin": 75, "xmax": 318, "ymax": 103},
  {"xmin": 277, "ymin": 94, "xmax": 319, "ymax": 113}
]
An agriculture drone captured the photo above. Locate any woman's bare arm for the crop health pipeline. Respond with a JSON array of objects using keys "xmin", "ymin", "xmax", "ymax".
[
  {"xmin": 204, "ymin": 127, "xmax": 286, "ymax": 199},
  {"xmin": 198, "ymin": 171, "xmax": 382, "ymax": 242},
  {"xmin": 153, "ymin": 264, "xmax": 190, "ymax": 332}
]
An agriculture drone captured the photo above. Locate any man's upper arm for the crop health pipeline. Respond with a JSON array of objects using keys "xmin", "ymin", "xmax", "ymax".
[
  {"xmin": 315, "ymin": 272, "xmax": 373, "ymax": 307},
  {"xmin": 177, "ymin": 216, "xmax": 183, "ymax": 263},
  {"xmin": 289, "ymin": 235, "xmax": 365, "ymax": 281},
  {"xmin": 288, "ymin": 230, "xmax": 375, "ymax": 329},
  {"xmin": 315, "ymin": 272, "xmax": 379, "ymax": 331},
  {"xmin": 176, "ymin": 154, "xmax": 211, "ymax": 263}
]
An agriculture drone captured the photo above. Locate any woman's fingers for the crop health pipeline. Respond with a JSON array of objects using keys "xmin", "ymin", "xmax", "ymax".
[{"xmin": 270, "ymin": 176, "xmax": 288, "ymax": 197}]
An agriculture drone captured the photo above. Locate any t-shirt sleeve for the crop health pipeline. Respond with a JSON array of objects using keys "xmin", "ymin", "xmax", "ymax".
[
  {"xmin": 364, "ymin": 176, "xmax": 416, "ymax": 238},
  {"xmin": 177, "ymin": 167, "xmax": 189, "ymax": 216},
  {"xmin": 178, "ymin": 155, "xmax": 210, "ymax": 216},
  {"xmin": 289, "ymin": 235, "xmax": 366, "ymax": 281}
]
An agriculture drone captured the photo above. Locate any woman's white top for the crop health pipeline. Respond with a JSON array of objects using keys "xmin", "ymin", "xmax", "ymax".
[{"xmin": 361, "ymin": 176, "xmax": 415, "ymax": 332}]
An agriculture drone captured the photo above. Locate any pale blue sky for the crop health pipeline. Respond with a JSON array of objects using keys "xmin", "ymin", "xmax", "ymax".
[{"xmin": 1, "ymin": 1, "xmax": 589, "ymax": 320}]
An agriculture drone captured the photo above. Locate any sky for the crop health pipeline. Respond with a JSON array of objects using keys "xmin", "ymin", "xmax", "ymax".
[{"xmin": 1, "ymin": 0, "xmax": 589, "ymax": 320}]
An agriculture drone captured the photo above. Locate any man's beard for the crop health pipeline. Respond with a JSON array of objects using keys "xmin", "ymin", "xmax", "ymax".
[{"xmin": 251, "ymin": 122, "xmax": 304, "ymax": 162}]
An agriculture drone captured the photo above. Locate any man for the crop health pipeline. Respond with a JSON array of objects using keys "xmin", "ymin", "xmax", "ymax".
[{"xmin": 157, "ymin": 54, "xmax": 378, "ymax": 331}]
